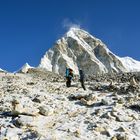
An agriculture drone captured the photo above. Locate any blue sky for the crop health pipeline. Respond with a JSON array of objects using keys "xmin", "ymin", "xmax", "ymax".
[{"xmin": 0, "ymin": 0, "xmax": 140, "ymax": 72}]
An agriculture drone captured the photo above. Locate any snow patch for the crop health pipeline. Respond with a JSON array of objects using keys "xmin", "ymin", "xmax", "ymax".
[
  {"xmin": 0, "ymin": 68, "xmax": 4, "ymax": 72},
  {"xmin": 120, "ymin": 57, "xmax": 140, "ymax": 72},
  {"xmin": 20, "ymin": 63, "xmax": 33, "ymax": 73}
]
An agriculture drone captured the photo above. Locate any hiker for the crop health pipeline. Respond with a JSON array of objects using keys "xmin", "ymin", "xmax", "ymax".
[
  {"xmin": 65, "ymin": 68, "xmax": 73, "ymax": 87},
  {"xmin": 79, "ymin": 69, "xmax": 86, "ymax": 90}
]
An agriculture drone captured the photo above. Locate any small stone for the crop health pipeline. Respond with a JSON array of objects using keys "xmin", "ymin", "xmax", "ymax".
[
  {"xmin": 74, "ymin": 129, "xmax": 81, "ymax": 137},
  {"xmin": 116, "ymin": 115, "xmax": 133, "ymax": 122},
  {"xmin": 133, "ymin": 123, "xmax": 140, "ymax": 137},
  {"xmin": 80, "ymin": 97, "xmax": 96, "ymax": 106},
  {"xmin": 11, "ymin": 99, "xmax": 19, "ymax": 106},
  {"xmin": 32, "ymin": 95, "xmax": 45, "ymax": 103},
  {"xmin": 86, "ymin": 100, "xmax": 95, "ymax": 106},
  {"xmin": 117, "ymin": 98, "xmax": 125, "ymax": 104},
  {"xmin": 68, "ymin": 109, "xmax": 80, "ymax": 117},
  {"xmin": 113, "ymin": 103, "xmax": 123, "ymax": 109},
  {"xmin": 95, "ymin": 126, "xmax": 110, "ymax": 136},
  {"xmin": 115, "ymin": 133, "xmax": 129, "ymax": 140},
  {"xmin": 13, "ymin": 115, "xmax": 36, "ymax": 128},
  {"xmin": 94, "ymin": 109, "xmax": 102, "ymax": 116},
  {"xmin": 130, "ymin": 76, "xmax": 138, "ymax": 86},
  {"xmin": 11, "ymin": 101, "xmax": 24, "ymax": 114},
  {"xmin": 80, "ymin": 98, "xmax": 88, "ymax": 105},
  {"xmin": 111, "ymin": 136, "xmax": 117, "ymax": 140},
  {"xmin": 95, "ymin": 126, "xmax": 106, "ymax": 132},
  {"xmin": 101, "ymin": 112, "xmax": 116, "ymax": 120},
  {"xmin": 131, "ymin": 114, "xmax": 139, "ymax": 120},
  {"xmin": 87, "ymin": 123, "xmax": 96, "ymax": 130},
  {"xmin": 13, "ymin": 117, "xmax": 24, "ymax": 128},
  {"xmin": 110, "ymin": 110, "xmax": 133, "ymax": 122},
  {"xmin": 38, "ymin": 106, "xmax": 50, "ymax": 116},
  {"xmin": 117, "ymin": 126, "xmax": 127, "ymax": 132},
  {"xmin": 101, "ymin": 98, "xmax": 110, "ymax": 105}
]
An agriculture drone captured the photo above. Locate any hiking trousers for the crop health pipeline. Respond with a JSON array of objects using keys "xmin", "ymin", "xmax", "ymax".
[
  {"xmin": 80, "ymin": 80, "xmax": 86, "ymax": 90},
  {"xmin": 66, "ymin": 78, "xmax": 71, "ymax": 87}
]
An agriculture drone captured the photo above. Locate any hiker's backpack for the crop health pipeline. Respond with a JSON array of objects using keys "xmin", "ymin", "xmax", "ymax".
[{"xmin": 66, "ymin": 68, "xmax": 69, "ymax": 77}]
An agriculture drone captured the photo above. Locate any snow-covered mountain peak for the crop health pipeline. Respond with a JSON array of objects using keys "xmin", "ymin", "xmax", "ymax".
[
  {"xmin": 19, "ymin": 63, "xmax": 33, "ymax": 73},
  {"xmin": 39, "ymin": 28, "xmax": 140, "ymax": 75},
  {"xmin": 65, "ymin": 27, "xmax": 93, "ymax": 39},
  {"xmin": 66, "ymin": 27, "xmax": 81, "ymax": 34},
  {"xmin": 0, "ymin": 68, "xmax": 4, "ymax": 72}
]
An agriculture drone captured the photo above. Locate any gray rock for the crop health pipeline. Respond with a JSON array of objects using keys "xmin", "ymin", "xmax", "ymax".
[
  {"xmin": 133, "ymin": 122, "xmax": 140, "ymax": 137},
  {"xmin": 32, "ymin": 95, "xmax": 45, "ymax": 103},
  {"xmin": 38, "ymin": 106, "xmax": 54, "ymax": 116},
  {"xmin": 101, "ymin": 98, "xmax": 110, "ymax": 105}
]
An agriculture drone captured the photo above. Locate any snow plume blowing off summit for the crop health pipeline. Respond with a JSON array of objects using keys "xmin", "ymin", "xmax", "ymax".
[{"xmin": 39, "ymin": 27, "xmax": 140, "ymax": 76}]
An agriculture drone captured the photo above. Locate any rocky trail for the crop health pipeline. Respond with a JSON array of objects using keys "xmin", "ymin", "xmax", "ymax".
[{"xmin": 0, "ymin": 70, "xmax": 140, "ymax": 140}]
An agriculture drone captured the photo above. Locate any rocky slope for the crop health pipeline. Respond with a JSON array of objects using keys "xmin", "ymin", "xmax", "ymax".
[
  {"xmin": 0, "ymin": 70, "xmax": 140, "ymax": 140},
  {"xmin": 39, "ymin": 27, "xmax": 140, "ymax": 75}
]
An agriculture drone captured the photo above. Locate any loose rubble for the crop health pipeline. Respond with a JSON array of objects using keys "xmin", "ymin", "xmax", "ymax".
[{"xmin": 0, "ymin": 70, "xmax": 140, "ymax": 140}]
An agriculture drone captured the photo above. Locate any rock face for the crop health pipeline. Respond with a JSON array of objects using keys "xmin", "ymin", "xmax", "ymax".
[{"xmin": 39, "ymin": 27, "xmax": 140, "ymax": 75}]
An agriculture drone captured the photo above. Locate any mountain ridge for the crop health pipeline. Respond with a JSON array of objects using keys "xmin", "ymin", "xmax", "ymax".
[{"xmin": 39, "ymin": 27, "xmax": 140, "ymax": 75}]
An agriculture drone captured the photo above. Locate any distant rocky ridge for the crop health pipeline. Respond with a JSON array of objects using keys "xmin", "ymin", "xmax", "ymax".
[
  {"xmin": 18, "ymin": 63, "xmax": 33, "ymax": 73},
  {"xmin": 39, "ymin": 27, "xmax": 140, "ymax": 76}
]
